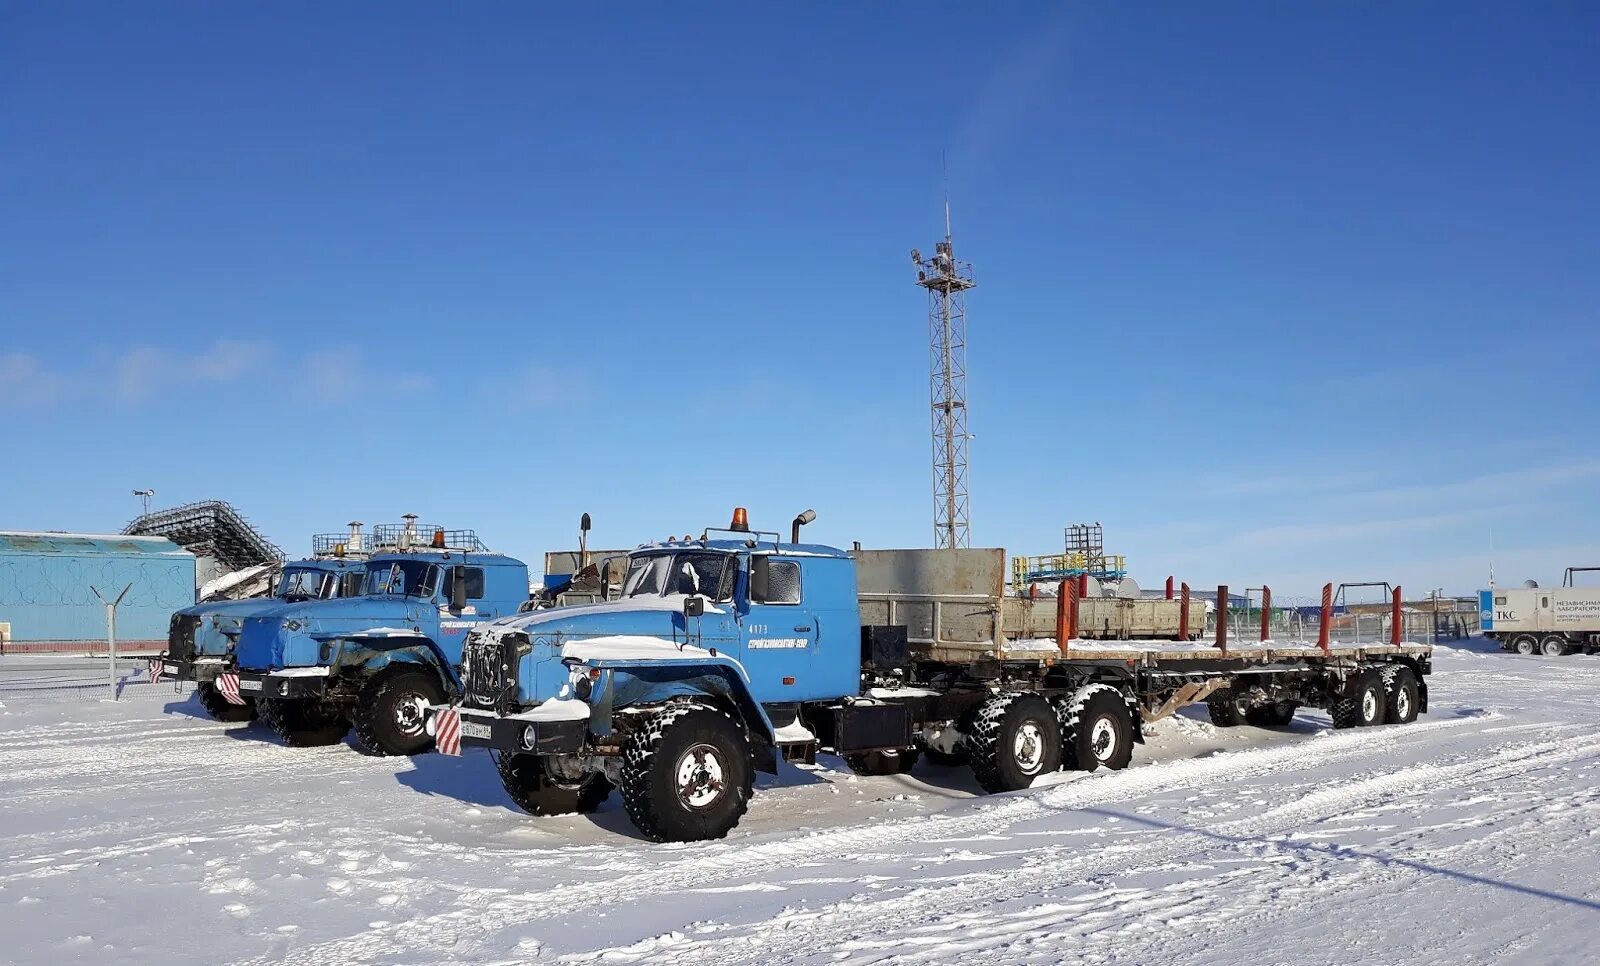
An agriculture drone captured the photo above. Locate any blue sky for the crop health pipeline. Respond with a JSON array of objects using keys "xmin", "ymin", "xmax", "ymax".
[{"xmin": 2, "ymin": 2, "xmax": 1596, "ymax": 599}]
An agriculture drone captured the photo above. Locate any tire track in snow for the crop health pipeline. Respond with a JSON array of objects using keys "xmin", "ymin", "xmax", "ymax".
[
  {"xmin": 566, "ymin": 728, "xmax": 1600, "ymax": 965},
  {"xmin": 268, "ymin": 711, "xmax": 1494, "ymax": 965}
]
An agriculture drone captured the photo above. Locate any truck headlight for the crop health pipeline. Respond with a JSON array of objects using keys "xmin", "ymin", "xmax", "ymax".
[
  {"xmin": 521, "ymin": 725, "xmax": 538, "ymax": 751},
  {"xmin": 574, "ymin": 674, "xmax": 593, "ymax": 701}
]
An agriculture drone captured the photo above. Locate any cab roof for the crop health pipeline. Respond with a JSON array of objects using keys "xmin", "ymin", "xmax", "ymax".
[{"xmin": 632, "ymin": 539, "xmax": 849, "ymax": 559}]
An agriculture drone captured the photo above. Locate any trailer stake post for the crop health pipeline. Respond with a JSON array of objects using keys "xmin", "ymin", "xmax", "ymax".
[
  {"xmin": 1261, "ymin": 586, "xmax": 1272, "ymax": 642},
  {"xmin": 1216, "ymin": 585, "xmax": 1229, "ymax": 655},
  {"xmin": 1319, "ymin": 583, "xmax": 1333, "ymax": 655},
  {"xmin": 1055, "ymin": 580, "xmax": 1071, "ymax": 658},
  {"xmin": 1391, "ymin": 585, "xmax": 1403, "ymax": 647},
  {"xmin": 1165, "ymin": 576, "xmax": 1174, "ymax": 600},
  {"xmin": 1179, "ymin": 582, "xmax": 1191, "ymax": 641}
]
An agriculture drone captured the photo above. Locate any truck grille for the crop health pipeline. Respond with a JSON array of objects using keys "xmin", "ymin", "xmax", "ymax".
[
  {"xmin": 168, "ymin": 615, "xmax": 200, "ymax": 662},
  {"xmin": 461, "ymin": 632, "xmax": 521, "ymax": 710}
]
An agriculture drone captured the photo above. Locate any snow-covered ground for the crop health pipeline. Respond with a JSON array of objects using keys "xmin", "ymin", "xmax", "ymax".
[{"xmin": 3, "ymin": 639, "xmax": 1599, "ymax": 965}]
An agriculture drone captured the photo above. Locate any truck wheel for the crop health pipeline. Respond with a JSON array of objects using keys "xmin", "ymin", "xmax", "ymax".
[
  {"xmin": 1513, "ymin": 635, "xmax": 1538, "ymax": 655},
  {"xmin": 354, "ymin": 671, "xmax": 447, "ymax": 756},
  {"xmin": 1384, "ymin": 668, "xmax": 1419, "ymax": 724},
  {"xmin": 1061, "ymin": 687, "xmax": 1134, "ymax": 772},
  {"xmin": 1540, "ymin": 636, "xmax": 1568, "ymax": 657},
  {"xmin": 843, "ymin": 748, "xmax": 920, "ymax": 776},
  {"xmin": 1244, "ymin": 701, "xmax": 1298, "ymax": 728},
  {"xmin": 968, "ymin": 693, "xmax": 1063, "ymax": 792},
  {"xmin": 1329, "ymin": 672, "xmax": 1384, "ymax": 729},
  {"xmin": 257, "ymin": 697, "xmax": 350, "ymax": 747},
  {"xmin": 495, "ymin": 751, "xmax": 612, "ymax": 815},
  {"xmin": 1206, "ymin": 696, "xmax": 1247, "ymax": 728},
  {"xmin": 620, "ymin": 705, "xmax": 754, "ymax": 842},
  {"xmin": 197, "ymin": 682, "xmax": 257, "ymax": 723}
]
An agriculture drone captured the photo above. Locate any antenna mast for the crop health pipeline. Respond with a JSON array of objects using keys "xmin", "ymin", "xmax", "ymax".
[{"xmin": 911, "ymin": 207, "xmax": 976, "ymax": 549}]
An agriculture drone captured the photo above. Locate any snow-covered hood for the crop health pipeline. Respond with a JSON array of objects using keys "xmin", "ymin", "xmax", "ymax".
[
  {"xmin": 174, "ymin": 596, "xmax": 288, "ymax": 658},
  {"xmin": 469, "ymin": 595, "xmax": 720, "ymax": 705},
  {"xmin": 235, "ymin": 596, "xmax": 421, "ymax": 670}
]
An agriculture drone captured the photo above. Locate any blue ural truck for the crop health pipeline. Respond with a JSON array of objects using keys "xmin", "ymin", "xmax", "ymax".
[
  {"xmin": 160, "ymin": 532, "xmax": 370, "ymax": 722},
  {"xmin": 438, "ymin": 509, "xmax": 1435, "ymax": 842},
  {"xmin": 233, "ymin": 524, "xmax": 532, "ymax": 754}
]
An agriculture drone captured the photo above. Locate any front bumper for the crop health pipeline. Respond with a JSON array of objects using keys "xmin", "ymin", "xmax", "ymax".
[
  {"xmin": 159, "ymin": 655, "xmax": 229, "ymax": 683},
  {"xmin": 235, "ymin": 670, "xmax": 329, "ymax": 701},
  {"xmin": 439, "ymin": 706, "xmax": 585, "ymax": 755}
]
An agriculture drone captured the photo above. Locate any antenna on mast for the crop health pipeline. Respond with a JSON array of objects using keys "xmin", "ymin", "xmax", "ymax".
[{"xmin": 911, "ymin": 198, "xmax": 976, "ymax": 550}]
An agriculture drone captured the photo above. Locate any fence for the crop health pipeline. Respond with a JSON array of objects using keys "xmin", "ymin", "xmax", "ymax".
[{"xmin": 0, "ymin": 653, "xmax": 194, "ymax": 701}]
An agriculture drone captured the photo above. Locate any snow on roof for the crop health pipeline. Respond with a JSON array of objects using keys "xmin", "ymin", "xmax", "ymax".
[{"xmin": 0, "ymin": 531, "xmax": 191, "ymax": 557}]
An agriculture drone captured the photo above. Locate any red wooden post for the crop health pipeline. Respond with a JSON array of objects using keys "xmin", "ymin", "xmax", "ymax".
[
  {"xmin": 1055, "ymin": 580, "xmax": 1070, "ymax": 657},
  {"xmin": 1318, "ymin": 582, "xmax": 1333, "ymax": 655},
  {"xmin": 1178, "ymin": 582, "xmax": 1191, "ymax": 641},
  {"xmin": 1391, "ymin": 586, "xmax": 1403, "ymax": 646},
  {"xmin": 1078, "ymin": 573, "xmax": 1089, "ymax": 599},
  {"xmin": 1216, "ymin": 584, "xmax": 1229, "ymax": 655},
  {"xmin": 1165, "ymin": 576, "xmax": 1175, "ymax": 600},
  {"xmin": 1260, "ymin": 586, "xmax": 1272, "ymax": 642}
]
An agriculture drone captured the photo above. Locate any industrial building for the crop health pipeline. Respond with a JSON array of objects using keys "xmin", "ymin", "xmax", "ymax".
[{"xmin": 0, "ymin": 531, "xmax": 196, "ymax": 653}]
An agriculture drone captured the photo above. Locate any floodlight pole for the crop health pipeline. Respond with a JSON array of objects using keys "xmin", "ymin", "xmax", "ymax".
[{"xmin": 92, "ymin": 583, "xmax": 132, "ymax": 700}]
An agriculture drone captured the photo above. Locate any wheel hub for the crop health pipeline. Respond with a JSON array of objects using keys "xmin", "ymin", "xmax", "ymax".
[
  {"xmin": 1013, "ymin": 722, "xmax": 1045, "ymax": 774},
  {"xmin": 675, "ymin": 743, "xmax": 727, "ymax": 809},
  {"xmin": 1361, "ymin": 690, "xmax": 1378, "ymax": 721},
  {"xmin": 1090, "ymin": 717, "xmax": 1117, "ymax": 760},
  {"xmin": 1396, "ymin": 689, "xmax": 1411, "ymax": 719},
  {"xmin": 394, "ymin": 693, "xmax": 427, "ymax": 735}
]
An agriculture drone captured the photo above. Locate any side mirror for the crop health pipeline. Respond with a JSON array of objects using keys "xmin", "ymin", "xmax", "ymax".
[
  {"xmin": 449, "ymin": 566, "xmax": 468, "ymax": 610},
  {"xmin": 750, "ymin": 555, "xmax": 770, "ymax": 604},
  {"xmin": 684, "ymin": 596, "xmax": 705, "ymax": 618}
]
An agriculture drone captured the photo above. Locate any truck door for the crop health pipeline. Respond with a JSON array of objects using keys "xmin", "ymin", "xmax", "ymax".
[{"xmin": 739, "ymin": 555, "xmax": 818, "ymax": 702}]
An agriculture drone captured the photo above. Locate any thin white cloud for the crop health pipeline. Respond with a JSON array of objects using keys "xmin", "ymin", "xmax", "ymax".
[
  {"xmin": 0, "ymin": 353, "xmax": 71, "ymax": 406},
  {"xmin": 0, "ymin": 340, "xmax": 274, "ymax": 407},
  {"xmin": 301, "ymin": 349, "xmax": 433, "ymax": 394}
]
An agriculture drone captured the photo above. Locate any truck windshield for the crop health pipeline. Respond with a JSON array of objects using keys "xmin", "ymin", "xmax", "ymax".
[
  {"xmin": 277, "ymin": 568, "xmax": 336, "ymax": 601},
  {"xmin": 621, "ymin": 552, "xmax": 735, "ymax": 601},
  {"xmin": 369, "ymin": 560, "xmax": 441, "ymax": 598}
]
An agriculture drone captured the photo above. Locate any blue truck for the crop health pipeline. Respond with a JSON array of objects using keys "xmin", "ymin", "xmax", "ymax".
[
  {"xmin": 435, "ymin": 509, "xmax": 1435, "ymax": 842},
  {"xmin": 160, "ymin": 535, "xmax": 369, "ymax": 722},
  {"xmin": 232, "ymin": 524, "xmax": 533, "ymax": 754}
]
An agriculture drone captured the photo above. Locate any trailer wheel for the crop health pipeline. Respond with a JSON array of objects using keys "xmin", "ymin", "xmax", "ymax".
[
  {"xmin": 620, "ymin": 705, "xmax": 754, "ymax": 842},
  {"xmin": 353, "ymin": 671, "xmax": 447, "ymax": 756},
  {"xmin": 257, "ymin": 696, "xmax": 350, "ymax": 747},
  {"xmin": 843, "ymin": 748, "xmax": 920, "ymax": 776},
  {"xmin": 1061, "ymin": 687, "xmax": 1135, "ymax": 773},
  {"xmin": 1206, "ymin": 696, "xmax": 1247, "ymax": 728},
  {"xmin": 1329, "ymin": 672, "xmax": 1384, "ymax": 729},
  {"xmin": 495, "ymin": 751, "xmax": 612, "ymax": 815},
  {"xmin": 197, "ymin": 682, "xmax": 257, "ymax": 723},
  {"xmin": 1384, "ymin": 668, "xmax": 1419, "ymax": 724},
  {"xmin": 967, "ymin": 693, "xmax": 1063, "ymax": 792},
  {"xmin": 1512, "ymin": 635, "xmax": 1538, "ymax": 655},
  {"xmin": 1540, "ymin": 636, "xmax": 1569, "ymax": 657},
  {"xmin": 1244, "ymin": 701, "xmax": 1298, "ymax": 728}
]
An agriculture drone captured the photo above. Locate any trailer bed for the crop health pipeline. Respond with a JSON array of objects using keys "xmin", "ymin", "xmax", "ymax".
[{"xmin": 1004, "ymin": 638, "xmax": 1433, "ymax": 663}]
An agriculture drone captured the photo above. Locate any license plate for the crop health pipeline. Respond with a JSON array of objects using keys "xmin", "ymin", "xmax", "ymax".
[
  {"xmin": 164, "ymin": 664, "xmax": 181, "ymax": 675},
  {"xmin": 239, "ymin": 679, "xmax": 263, "ymax": 692},
  {"xmin": 460, "ymin": 720, "xmax": 492, "ymax": 740}
]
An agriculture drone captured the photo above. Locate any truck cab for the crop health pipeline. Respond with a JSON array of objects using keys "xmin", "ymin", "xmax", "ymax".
[
  {"xmin": 162, "ymin": 552, "xmax": 367, "ymax": 722},
  {"xmin": 233, "ymin": 527, "xmax": 531, "ymax": 754}
]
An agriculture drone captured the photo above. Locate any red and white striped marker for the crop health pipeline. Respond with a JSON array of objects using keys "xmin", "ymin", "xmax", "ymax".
[
  {"xmin": 148, "ymin": 658, "xmax": 164, "ymax": 682},
  {"xmin": 435, "ymin": 707, "xmax": 462, "ymax": 756},
  {"xmin": 216, "ymin": 673, "xmax": 247, "ymax": 706}
]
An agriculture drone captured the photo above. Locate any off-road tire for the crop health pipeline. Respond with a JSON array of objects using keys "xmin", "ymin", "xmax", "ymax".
[
  {"xmin": 967, "ymin": 693, "xmax": 1063, "ymax": 792},
  {"xmin": 257, "ymin": 696, "xmax": 350, "ymax": 747},
  {"xmin": 197, "ymin": 681, "xmax": 256, "ymax": 723},
  {"xmin": 353, "ymin": 670, "xmax": 447, "ymax": 756},
  {"xmin": 1540, "ymin": 636, "xmax": 1569, "ymax": 657},
  {"xmin": 495, "ymin": 751, "xmax": 613, "ymax": 815},
  {"xmin": 1384, "ymin": 667, "xmax": 1420, "ymax": 724},
  {"xmin": 1513, "ymin": 635, "xmax": 1538, "ymax": 655},
  {"xmin": 620, "ymin": 705, "xmax": 754, "ymax": 842},
  {"xmin": 1060, "ymin": 685, "xmax": 1135, "ymax": 773},
  {"xmin": 844, "ymin": 748, "xmax": 920, "ymax": 776},
  {"xmin": 1207, "ymin": 695, "xmax": 1248, "ymax": 728},
  {"xmin": 1244, "ymin": 701, "xmax": 1298, "ymax": 728},
  {"xmin": 1330, "ymin": 671, "xmax": 1385, "ymax": 729}
]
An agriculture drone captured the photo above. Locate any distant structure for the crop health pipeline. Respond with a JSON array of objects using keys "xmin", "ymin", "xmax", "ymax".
[
  {"xmin": 123, "ymin": 500, "xmax": 284, "ymax": 591},
  {"xmin": 912, "ymin": 204, "xmax": 976, "ymax": 549}
]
